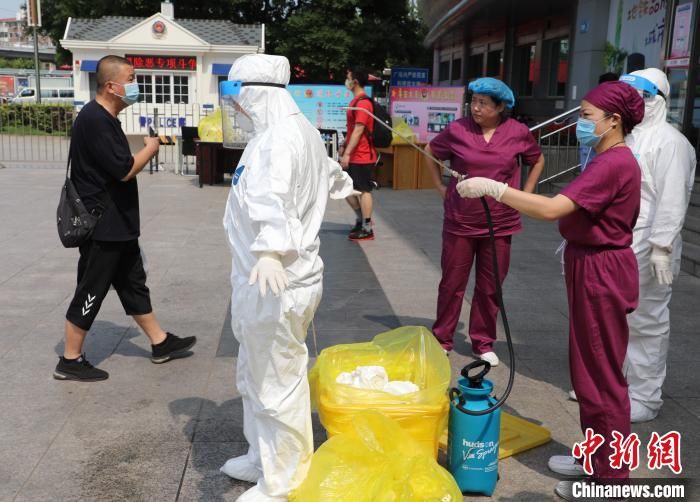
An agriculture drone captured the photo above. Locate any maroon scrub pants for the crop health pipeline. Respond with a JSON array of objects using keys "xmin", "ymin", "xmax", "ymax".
[
  {"xmin": 565, "ymin": 244, "xmax": 638, "ymax": 480},
  {"xmin": 432, "ymin": 231, "xmax": 511, "ymax": 353}
]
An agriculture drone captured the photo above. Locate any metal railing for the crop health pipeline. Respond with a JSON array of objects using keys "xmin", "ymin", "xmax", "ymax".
[
  {"xmin": 0, "ymin": 104, "xmax": 74, "ymax": 163},
  {"xmin": 527, "ymin": 106, "xmax": 581, "ymax": 191}
]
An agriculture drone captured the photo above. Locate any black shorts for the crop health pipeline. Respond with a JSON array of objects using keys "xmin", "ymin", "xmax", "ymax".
[
  {"xmin": 66, "ymin": 239, "xmax": 152, "ymax": 331},
  {"xmin": 348, "ymin": 163, "xmax": 375, "ymax": 193}
]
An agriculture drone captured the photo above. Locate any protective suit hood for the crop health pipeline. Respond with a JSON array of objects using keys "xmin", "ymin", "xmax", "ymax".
[
  {"xmin": 629, "ymin": 68, "xmax": 669, "ymax": 129},
  {"xmin": 228, "ymin": 54, "xmax": 301, "ymax": 135}
]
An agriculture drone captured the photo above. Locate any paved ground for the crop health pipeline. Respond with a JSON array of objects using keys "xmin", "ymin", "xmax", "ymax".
[{"xmin": 0, "ymin": 165, "xmax": 697, "ymax": 501}]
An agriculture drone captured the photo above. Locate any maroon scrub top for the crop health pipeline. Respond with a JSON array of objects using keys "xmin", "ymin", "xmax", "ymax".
[
  {"xmin": 559, "ymin": 146, "xmax": 641, "ymax": 248},
  {"xmin": 429, "ymin": 116, "xmax": 542, "ymax": 237}
]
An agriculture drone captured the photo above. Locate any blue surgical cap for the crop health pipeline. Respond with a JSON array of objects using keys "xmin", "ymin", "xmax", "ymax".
[{"xmin": 468, "ymin": 77, "xmax": 515, "ymax": 109}]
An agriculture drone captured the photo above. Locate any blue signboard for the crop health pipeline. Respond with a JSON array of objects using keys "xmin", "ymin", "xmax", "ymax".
[
  {"xmin": 390, "ymin": 67, "xmax": 429, "ymax": 87},
  {"xmin": 288, "ymin": 84, "xmax": 372, "ymax": 131}
]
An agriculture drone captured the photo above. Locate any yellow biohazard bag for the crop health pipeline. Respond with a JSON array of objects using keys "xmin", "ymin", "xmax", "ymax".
[
  {"xmin": 391, "ymin": 116, "xmax": 418, "ymax": 144},
  {"xmin": 197, "ymin": 109, "xmax": 223, "ymax": 142},
  {"xmin": 289, "ymin": 410, "xmax": 462, "ymax": 502},
  {"xmin": 309, "ymin": 326, "xmax": 450, "ymax": 457}
]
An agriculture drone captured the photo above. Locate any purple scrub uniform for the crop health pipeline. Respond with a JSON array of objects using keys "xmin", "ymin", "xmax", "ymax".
[
  {"xmin": 430, "ymin": 116, "xmax": 541, "ymax": 352},
  {"xmin": 559, "ymin": 146, "xmax": 641, "ymax": 481}
]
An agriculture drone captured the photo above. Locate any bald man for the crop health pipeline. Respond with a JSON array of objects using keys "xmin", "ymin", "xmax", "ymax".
[{"xmin": 54, "ymin": 55, "xmax": 196, "ymax": 382}]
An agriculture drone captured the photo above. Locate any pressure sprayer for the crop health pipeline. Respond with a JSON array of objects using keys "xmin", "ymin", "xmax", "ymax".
[{"xmin": 346, "ymin": 107, "xmax": 516, "ymax": 496}]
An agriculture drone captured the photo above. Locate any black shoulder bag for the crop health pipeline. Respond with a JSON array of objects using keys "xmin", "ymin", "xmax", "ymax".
[{"xmin": 56, "ymin": 156, "xmax": 103, "ymax": 248}]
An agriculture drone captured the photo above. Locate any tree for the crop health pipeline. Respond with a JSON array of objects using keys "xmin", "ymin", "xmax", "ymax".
[
  {"xmin": 40, "ymin": 0, "xmax": 430, "ymax": 81},
  {"xmin": 275, "ymin": 0, "xmax": 431, "ymax": 82}
]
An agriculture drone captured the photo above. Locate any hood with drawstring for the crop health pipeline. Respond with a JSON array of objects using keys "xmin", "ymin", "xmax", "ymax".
[{"xmin": 227, "ymin": 54, "xmax": 301, "ymax": 135}]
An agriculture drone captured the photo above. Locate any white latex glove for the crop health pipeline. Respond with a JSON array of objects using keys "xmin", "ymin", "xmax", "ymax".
[
  {"xmin": 249, "ymin": 252, "xmax": 289, "ymax": 296},
  {"xmin": 650, "ymin": 246, "xmax": 673, "ymax": 286},
  {"xmin": 456, "ymin": 177, "xmax": 508, "ymax": 201}
]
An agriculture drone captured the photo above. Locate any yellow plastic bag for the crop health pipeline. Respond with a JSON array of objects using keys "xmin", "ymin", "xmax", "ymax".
[
  {"xmin": 309, "ymin": 326, "xmax": 450, "ymax": 457},
  {"xmin": 198, "ymin": 109, "xmax": 223, "ymax": 142},
  {"xmin": 391, "ymin": 116, "xmax": 418, "ymax": 144},
  {"xmin": 289, "ymin": 410, "xmax": 462, "ymax": 502}
]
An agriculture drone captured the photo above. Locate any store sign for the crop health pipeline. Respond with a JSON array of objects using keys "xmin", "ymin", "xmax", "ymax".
[
  {"xmin": 125, "ymin": 55, "xmax": 197, "ymax": 71},
  {"xmin": 607, "ymin": 0, "xmax": 667, "ymax": 69},
  {"xmin": 390, "ymin": 67, "xmax": 429, "ymax": 87},
  {"xmin": 288, "ymin": 84, "xmax": 373, "ymax": 131},
  {"xmin": 389, "ymin": 86, "xmax": 465, "ymax": 143},
  {"xmin": 670, "ymin": 2, "xmax": 693, "ymax": 59},
  {"xmin": 0, "ymin": 76, "xmax": 15, "ymax": 98}
]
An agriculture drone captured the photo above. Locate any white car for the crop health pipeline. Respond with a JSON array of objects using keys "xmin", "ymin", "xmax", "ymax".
[{"xmin": 11, "ymin": 88, "xmax": 74, "ymax": 104}]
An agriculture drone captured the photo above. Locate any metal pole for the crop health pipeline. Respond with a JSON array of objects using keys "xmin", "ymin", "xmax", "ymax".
[{"xmin": 33, "ymin": 26, "xmax": 41, "ymax": 104}]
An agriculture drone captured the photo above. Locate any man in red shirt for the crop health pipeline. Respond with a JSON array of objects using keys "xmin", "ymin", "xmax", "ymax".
[{"xmin": 339, "ymin": 67, "xmax": 377, "ymax": 241}]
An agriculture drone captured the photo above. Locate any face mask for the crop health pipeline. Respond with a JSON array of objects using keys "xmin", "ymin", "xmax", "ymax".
[
  {"xmin": 112, "ymin": 81, "xmax": 140, "ymax": 105},
  {"xmin": 576, "ymin": 116, "xmax": 612, "ymax": 147},
  {"xmin": 345, "ymin": 78, "xmax": 354, "ymax": 91}
]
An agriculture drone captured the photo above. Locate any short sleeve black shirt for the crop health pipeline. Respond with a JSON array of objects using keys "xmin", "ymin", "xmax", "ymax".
[{"xmin": 70, "ymin": 100, "xmax": 138, "ymax": 241}]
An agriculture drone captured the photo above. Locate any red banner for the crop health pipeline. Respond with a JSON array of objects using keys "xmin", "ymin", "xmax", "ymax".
[{"xmin": 125, "ymin": 55, "xmax": 197, "ymax": 71}]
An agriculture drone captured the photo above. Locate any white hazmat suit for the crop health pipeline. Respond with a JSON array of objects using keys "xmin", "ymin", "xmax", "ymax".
[
  {"xmin": 221, "ymin": 54, "xmax": 354, "ymax": 501},
  {"xmin": 622, "ymin": 68, "xmax": 696, "ymax": 422}
]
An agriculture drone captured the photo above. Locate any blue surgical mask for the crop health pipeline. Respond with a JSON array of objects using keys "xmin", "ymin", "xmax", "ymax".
[
  {"xmin": 112, "ymin": 81, "xmax": 140, "ymax": 105},
  {"xmin": 576, "ymin": 116, "xmax": 611, "ymax": 147}
]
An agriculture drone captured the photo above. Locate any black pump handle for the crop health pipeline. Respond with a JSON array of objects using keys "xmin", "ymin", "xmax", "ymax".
[
  {"xmin": 450, "ymin": 387, "xmax": 470, "ymax": 415},
  {"xmin": 461, "ymin": 360, "xmax": 491, "ymax": 387}
]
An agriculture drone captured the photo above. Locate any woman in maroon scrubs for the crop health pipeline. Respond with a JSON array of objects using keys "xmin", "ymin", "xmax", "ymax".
[
  {"xmin": 425, "ymin": 77, "xmax": 544, "ymax": 364},
  {"xmin": 456, "ymin": 80, "xmax": 644, "ymax": 500}
]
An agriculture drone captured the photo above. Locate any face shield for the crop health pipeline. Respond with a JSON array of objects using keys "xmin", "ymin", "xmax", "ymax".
[
  {"xmin": 619, "ymin": 74, "xmax": 666, "ymax": 101},
  {"xmin": 220, "ymin": 80, "xmax": 287, "ymax": 147}
]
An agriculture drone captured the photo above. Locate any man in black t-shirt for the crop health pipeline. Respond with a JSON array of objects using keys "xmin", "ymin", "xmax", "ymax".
[{"xmin": 54, "ymin": 55, "xmax": 196, "ymax": 382}]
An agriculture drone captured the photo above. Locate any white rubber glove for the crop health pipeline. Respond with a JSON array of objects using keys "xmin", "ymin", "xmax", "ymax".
[
  {"xmin": 456, "ymin": 177, "xmax": 508, "ymax": 201},
  {"xmin": 249, "ymin": 252, "xmax": 289, "ymax": 296},
  {"xmin": 649, "ymin": 246, "xmax": 673, "ymax": 286}
]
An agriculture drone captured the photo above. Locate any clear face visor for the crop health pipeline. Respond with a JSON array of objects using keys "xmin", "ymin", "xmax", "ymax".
[
  {"xmin": 219, "ymin": 80, "xmax": 288, "ymax": 145},
  {"xmin": 619, "ymin": 74, "xmax": 665, "ymax": 101}
]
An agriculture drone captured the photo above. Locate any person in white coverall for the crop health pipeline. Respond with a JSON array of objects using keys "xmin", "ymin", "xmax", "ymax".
[
  {"xmin": 621, "ymin": 68, "xmax": 696, "ymax": 423},
  {"xmin": 220, "ymin": 54, "xmax": 354, "ymax": 501}
]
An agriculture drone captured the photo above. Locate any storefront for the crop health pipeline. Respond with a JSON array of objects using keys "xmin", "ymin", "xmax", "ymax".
[
  {"xmin": 664, "ymin": 0, "xmax": 700, "ymax": 158},
  {"xmin": 59, "ymin": 2, "xmax": 263, "ymax": 136}
]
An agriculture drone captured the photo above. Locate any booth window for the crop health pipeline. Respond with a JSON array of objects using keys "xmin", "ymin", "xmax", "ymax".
[
  {"xmin": 137, "ymin": 75, "xmax": 153, "ymax": 103},
  {"xmin": 547, "ymin": 38, "xmax": 569, "ymax": 97},
  {"xmin": 173, "ymin": 75, "xmax": 189, "ymax": 104},
  {"xmin": 136, "ymin": 73, "xmax": 190, "ymax": 104},
  {"xmin": 515, "ymin": 43, "xmax": 536, "ymax": 97}
]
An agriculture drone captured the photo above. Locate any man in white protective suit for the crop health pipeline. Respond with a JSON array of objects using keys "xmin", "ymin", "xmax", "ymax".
[
  {"xmin": 220, "ymin": 54, "xmax": 354, "ymax": 500},
  {"xmin": 621, "ymin": 68, "xmax": 696, "ymax": 423}
]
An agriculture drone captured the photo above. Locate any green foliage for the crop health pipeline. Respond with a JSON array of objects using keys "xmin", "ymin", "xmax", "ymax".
[
  {"xmin": 40, "ymin": 0, "xmax": 430, "ymax": 82},
  {"xmin": 0, "ymin": 104, "xmax": 74, "ymax": 136},
  {"xmin": 276, "ymin": 0, "xmax": 431, "ymax": 82},
  {"xmin": 604, "ymin": 42, "xmax": 627, "ymax": 74},
  {"xmin": 0, "ymin": 58, "xmax": 35, "ymax": 70}
]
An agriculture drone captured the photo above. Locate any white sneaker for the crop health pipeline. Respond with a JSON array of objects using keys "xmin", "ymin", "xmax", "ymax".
[
  {"xmin": 473, "ymin": 351, "xmax": 499, "ymax": 367},
  {"xmin": 630, "ymin": 400, "xmax": 658, "ymax": 423},
  {"xmin": 548, "ymin": 455, "xmax": 585, "ymax": 477},
  {"xmin": 220, "ymin": 455, "xmax": 262, "ymax": 483},
  {"xmin": 554, "ymin": 480, "xmax": 575, "ymax": 501},
  {"xmin": 568, "ymin": 390, "xmax": 578, "ymax": 401}
]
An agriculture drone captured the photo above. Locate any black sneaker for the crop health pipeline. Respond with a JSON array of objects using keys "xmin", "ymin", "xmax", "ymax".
[
  {"xmin": 53, "ymin": 354, "xmax": 109, "ymax": 381},
  {"xmin": 349, "ymin": 221, "xmax": 362, "ymax": 235},
  {"xmin": 151, "ymin": 332, "xmax": 197, "ymax": 364},
  {"xmin": 349, "ymin": 228, "xmax": 374, "ymax": 241}
]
